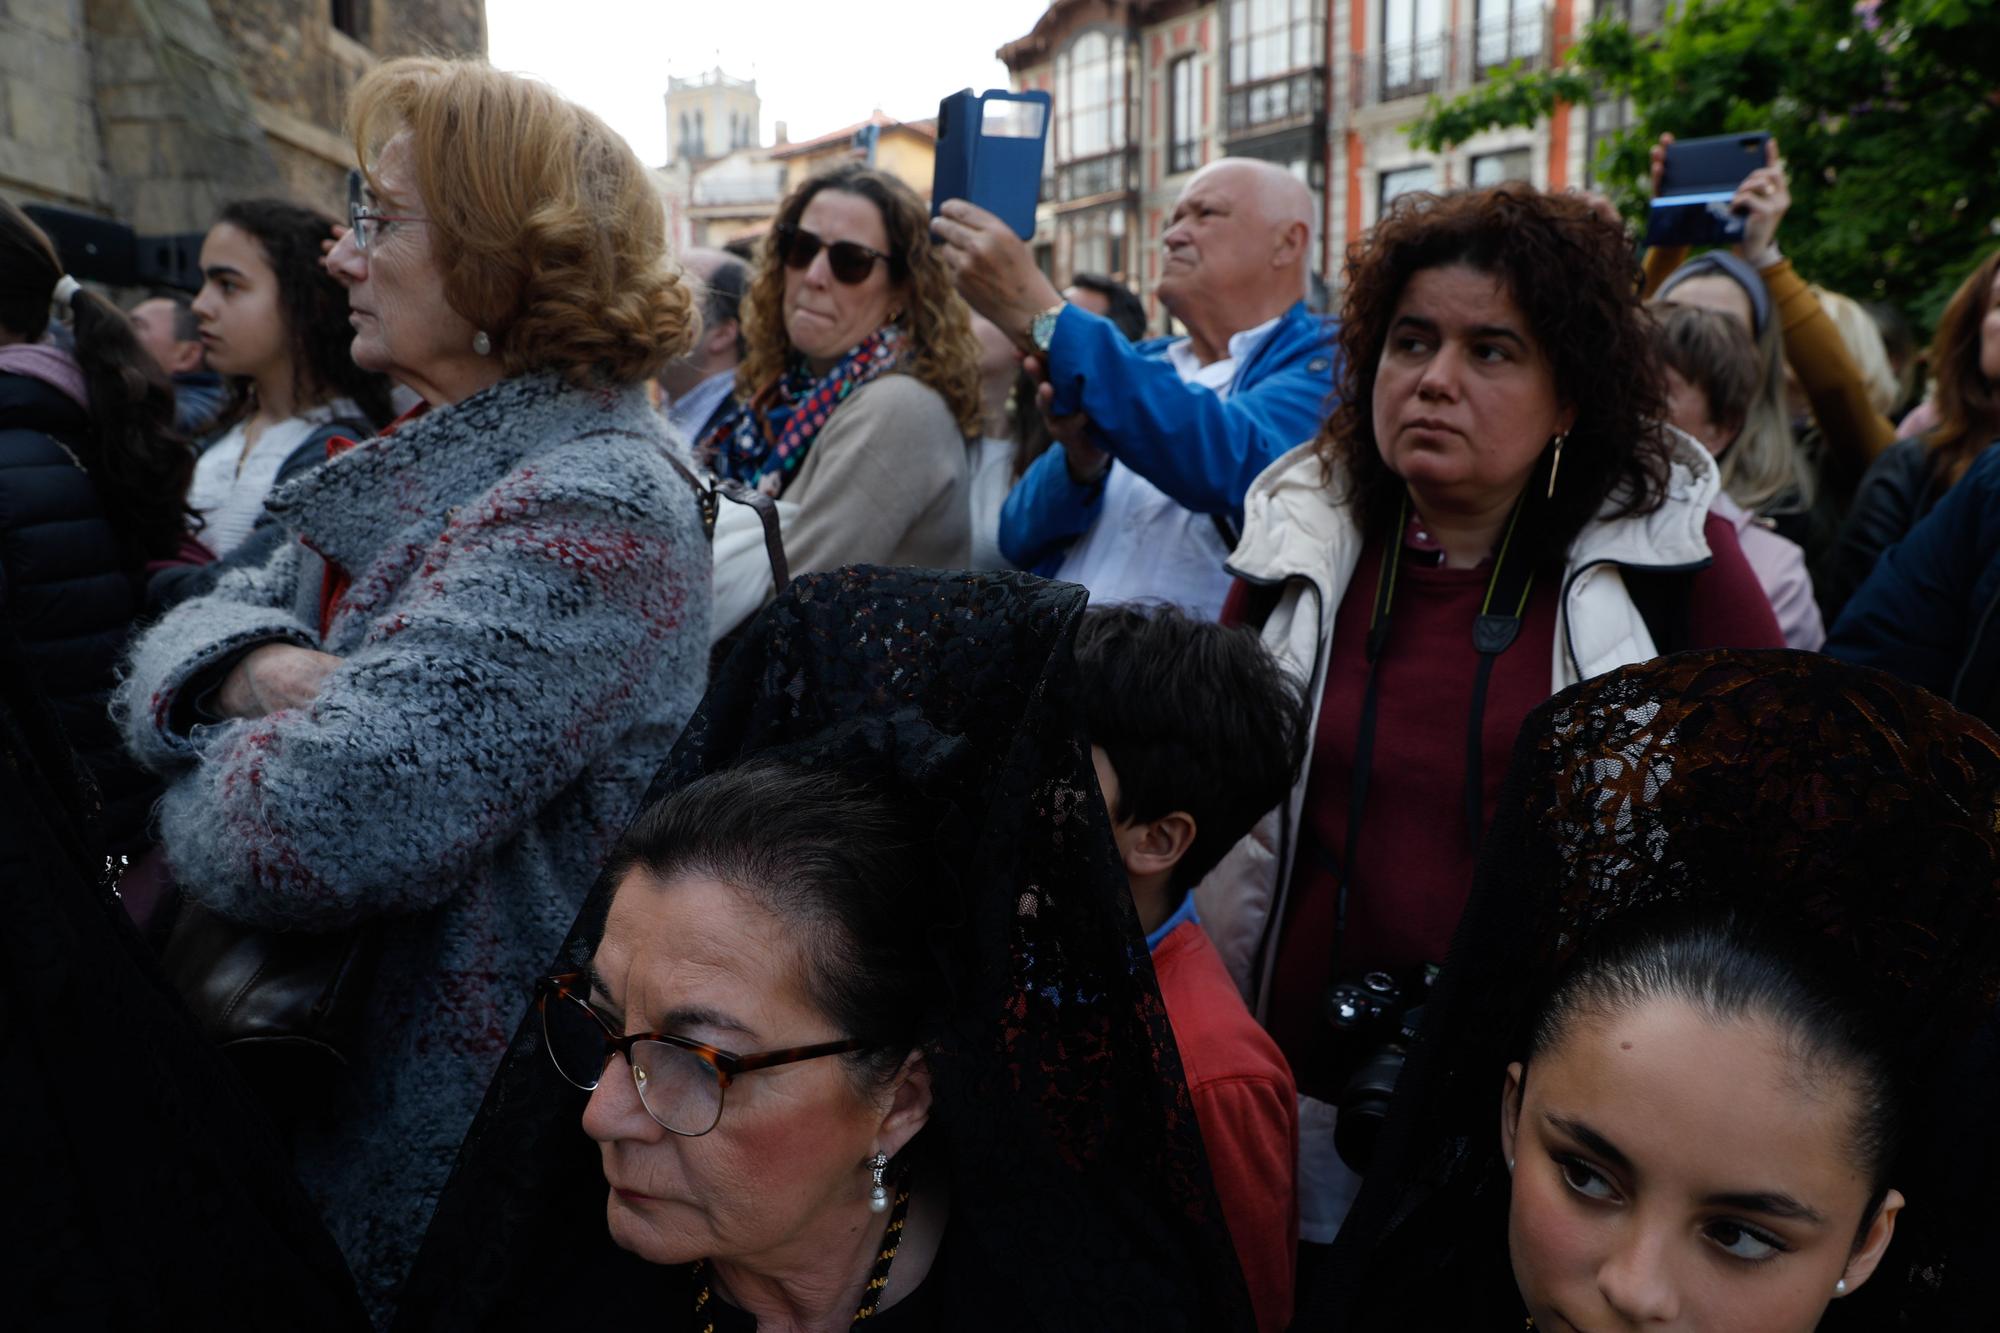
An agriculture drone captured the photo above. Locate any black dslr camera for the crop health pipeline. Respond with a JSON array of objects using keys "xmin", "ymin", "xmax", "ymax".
[{"xmin": 1323, "ymin": 963, "xmax": 1438, "ymax": 1171}]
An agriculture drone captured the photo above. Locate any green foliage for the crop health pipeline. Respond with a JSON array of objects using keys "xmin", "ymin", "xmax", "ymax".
[{"xmin": 1407, "ymin": 0, "xmax": 2000, "ymax": 325}]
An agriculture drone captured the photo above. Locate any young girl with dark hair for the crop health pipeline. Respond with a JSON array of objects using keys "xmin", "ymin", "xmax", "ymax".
[
  {"xmin": 1318, "ymin": 651, "xmax": 2000, "ymax": 1329},
  {"xmin": 185, "ymin": 198, "xmax": 393, "ymax": 558},
  {"xmin": 0, "ymin": 198, "xmax": 191, "ymax": 853}
]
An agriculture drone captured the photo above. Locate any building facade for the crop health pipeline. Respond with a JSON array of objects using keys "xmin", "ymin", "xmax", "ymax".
[
  {"xmin": 1, "ymin": 0, "xmax": 486, "ymax": 233},
  {"xmin": 767, "ymin": 111, "xmax": 937, "ymax": 200},
  {"xmin": 1000, "ymin": 0, "xmax": 1664, "ymax": 314},
  {"xmin": 666, "ymin": 67, "xmax": 762, "ymax": 167}
]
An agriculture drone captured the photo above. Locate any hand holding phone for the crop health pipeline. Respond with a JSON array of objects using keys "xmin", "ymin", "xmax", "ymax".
[
  {"xmin": 1724, "ymin": 139, "xmax": 1788, "ymax": 268},
  {"xmin": 1643, "ymin": 131, "xmax": 1773, "ymax": 249}
]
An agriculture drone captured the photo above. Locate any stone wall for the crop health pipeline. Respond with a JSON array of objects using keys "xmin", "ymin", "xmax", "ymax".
[
  {"xmin": 0, "ymin": 0, "xmax": 111, "ymax": 211},
  {"xmin": 0, "ymin": 0, "xmax": 486, "ymax": 231}
]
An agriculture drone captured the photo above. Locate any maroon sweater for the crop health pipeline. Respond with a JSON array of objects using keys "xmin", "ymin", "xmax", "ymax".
[{"xmin": 1233, "ymin": 513, "xmax": 1783, "ymax": 1101}]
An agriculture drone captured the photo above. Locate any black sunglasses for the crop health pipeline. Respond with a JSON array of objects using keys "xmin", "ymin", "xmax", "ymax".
[{"xmin": 774, "ymin": 223, "xmax": 897, "ymax": 285}]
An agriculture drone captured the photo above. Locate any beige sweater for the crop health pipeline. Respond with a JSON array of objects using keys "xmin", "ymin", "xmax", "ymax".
[{"xmin": 781, "ymin": 372, "xmax": 971, "ymax": 574}]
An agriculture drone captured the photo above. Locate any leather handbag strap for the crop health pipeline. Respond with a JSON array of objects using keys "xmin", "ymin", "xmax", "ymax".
[
  {"xmin": 654, "ymin": 440, "xmax": 789, "ymax": 597},
  {"xmin": 715, "ymin": 476, "xmax": 789, "ymax": 594}
]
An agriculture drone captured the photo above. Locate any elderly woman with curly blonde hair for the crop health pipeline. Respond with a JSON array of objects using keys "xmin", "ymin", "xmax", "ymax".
[
  {"xmin": 703, "ymin": 163, "xmax": 981, "ymax": 578},
  {"xmin": 116, "ymin": 57, "xmax": 711, "ymax": 1318}
]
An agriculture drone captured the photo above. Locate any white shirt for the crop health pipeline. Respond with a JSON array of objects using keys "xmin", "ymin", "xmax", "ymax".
[
  {"xmin": 966, "ymin": 435, "xmax": 1018, "ymax": 571},
  {"xmin": 1052, "ymin": 315, "xmax": 1281, "ymax": 619},
  {"xmin": 187, "ymin": 399, "xmax": 365, "ymax": 558},
  {"xmin": 665, "ymin": 368, "xmax": 736, "ymax": 444}
]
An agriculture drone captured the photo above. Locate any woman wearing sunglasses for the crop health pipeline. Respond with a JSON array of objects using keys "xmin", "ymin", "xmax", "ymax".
[
  {"xmin": 703, "ymin": 164, "xmax": 982, "ymax": 585},
  {"xmin": 395, "ymin": 569, "xmax": 1260, "ymax": 1332}
]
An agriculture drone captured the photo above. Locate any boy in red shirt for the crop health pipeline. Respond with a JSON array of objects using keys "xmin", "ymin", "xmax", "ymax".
[{"xmin": 1073, "ymin": 605, "xmax": 1307, "ymax": 1333}]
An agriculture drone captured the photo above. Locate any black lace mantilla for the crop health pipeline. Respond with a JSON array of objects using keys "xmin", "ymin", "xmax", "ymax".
[
  {"xmin": 1318, "ymin": 649, "xmax": 2000, "ymax": 1330},
  {"xmin": 396, "ymin": 566, "xmax": 1255, "ymax": 1331}
]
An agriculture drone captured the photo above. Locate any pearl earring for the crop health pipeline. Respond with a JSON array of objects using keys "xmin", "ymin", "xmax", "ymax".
[
  {"xmin": 1507, "ymin": 1158, "xmax": 1515, "ymax": 1172},
  {"xmin": 472, "ymin": 330, "xmax": 492, "ymax": 356},
  {"xmin": 867, "ymin": 1151, "xmax": 889, "ymax": 1213},
  {"xmin": 1834, "ymin": 1278, "xmax": 1848, "ymax": 1296}
]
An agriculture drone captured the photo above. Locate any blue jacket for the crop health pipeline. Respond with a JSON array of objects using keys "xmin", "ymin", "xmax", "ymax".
[
  {"xmin": 1828, "ymin": 443, "xmax": 2000, "ymax": 722},
  {"xmin": 998, "ymin": 299, "xmax": 1337, "ymax": 569}
]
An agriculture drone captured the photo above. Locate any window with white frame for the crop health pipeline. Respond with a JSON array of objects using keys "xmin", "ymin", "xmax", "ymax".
[
  {"xmin": 1228, "ymin": 0, "xmax": 1326, "ymax": 85},
  {"xmin": 1380, "ymin": 0, "xmax": 1446, "ymax": 97},
  {"xmin": 1476, "ymin": 0, "xmax": 1544, "ymax": 70},
  {"xmin": 1058, "ymin": 31, "xmax": 1127, "ymax": 164},
  {"xmin": 1470, "ymin": 147, "xmax": 1533, "ymax": 186},
  {"xmin": 1378, "ymin": 163, "xmax": 1437, "ymax": 215},
  {"xmin": 1067, "ymin": 205, "xmax": 1129, "ymax": 281},
  {"xmin": 1169, "ymin": 57, "xmax": 1201, "ymax": 175}
]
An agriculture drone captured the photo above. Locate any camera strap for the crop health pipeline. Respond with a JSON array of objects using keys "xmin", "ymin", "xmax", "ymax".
[{"xmin": 1335, "ymin": 491, "xmax": 1536, "ymax": 960}]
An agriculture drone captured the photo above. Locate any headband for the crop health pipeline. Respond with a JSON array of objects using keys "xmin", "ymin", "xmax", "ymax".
[
  {"xmin": 51, "ymin": 275, "xmax": 82, "ymax": 307},
  {"xmin": 1655, "ymin": 250, "xmax": 1772, "ymax": 339}
]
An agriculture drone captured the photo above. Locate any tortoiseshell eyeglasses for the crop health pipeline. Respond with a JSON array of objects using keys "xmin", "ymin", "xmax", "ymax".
[{"xmin": 534, "ymin": 972, "xmax": 873, "ymax": 1137}]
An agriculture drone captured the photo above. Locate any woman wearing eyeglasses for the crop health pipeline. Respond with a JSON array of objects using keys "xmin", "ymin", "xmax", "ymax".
[
  {"xmin": 395, "ymin": 568, "xmax": 1260, "ymax": 1332},
  {"xmin": 116, "ymin": 57, "xmax": 711, "ymax": 1321},
  {"xmin": 702, "ymin": 164, "xmax": 982, "ymax": 583}
]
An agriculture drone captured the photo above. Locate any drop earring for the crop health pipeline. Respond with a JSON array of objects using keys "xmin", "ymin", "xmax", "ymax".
[
  {"xmin": 1545, "ymin": 432, "xmax": 1568, "ymax": 500},
  {"xmin": 472, "ymin": 330, "xmax": 492, "ymax": 356},
  {"xmin": 867, "ymin": 1151, "xmax": 889, "ymax": 1213}
]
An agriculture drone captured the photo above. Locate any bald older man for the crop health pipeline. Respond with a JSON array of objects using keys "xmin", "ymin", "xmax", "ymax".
[{"xmin": 937, "ymin": 159, "xmax": 1335, "ymax": 616}]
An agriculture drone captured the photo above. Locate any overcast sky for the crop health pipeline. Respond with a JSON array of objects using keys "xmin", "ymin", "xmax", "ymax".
[{"xmin": 486, "ymin": 1, "xmax": 1055, "ymax": 168}]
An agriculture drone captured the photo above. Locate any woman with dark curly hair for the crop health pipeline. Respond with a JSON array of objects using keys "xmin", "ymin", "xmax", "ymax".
[
  {"xmin": 702, "ymin": 164, "xmax": 980, "ymax": 582},
  {"xmin": 1198, "ymin": 184, "xmax": 1781, "ymax": 1255},
  {"xmin": 118, "ymin": 57, "xmax": 711, "ymax": 1318},
  {"xmin": 183, "ymin": 199, "xmax": 393, "ymax": 558}
]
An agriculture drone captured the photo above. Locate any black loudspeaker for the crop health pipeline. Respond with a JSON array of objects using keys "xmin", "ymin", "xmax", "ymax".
[{"xmin": 23, "ymin": 205, "xmax": 205, "ymax": 293}]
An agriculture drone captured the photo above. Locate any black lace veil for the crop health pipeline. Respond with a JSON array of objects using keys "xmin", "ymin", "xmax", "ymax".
[
  {"xmin": 1314, "ymin": 650, "xmax": 2000, "ymax": 1330},
  {"xmin": 0, "ymin": 627, "xmax": 368, "ymax": 1329},
  {"xmin": 396, "ymin": 567, "xmax": 1254, "ymax": 1331}
]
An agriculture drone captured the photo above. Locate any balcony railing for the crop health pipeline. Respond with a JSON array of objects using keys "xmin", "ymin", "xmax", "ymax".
[
  {"xmin": 1056, "ymin": 151, "xmax": 1135, "ymax": 204},
  {"xmin": 1225, "ymin": 69, "xmax": 1330, "ymax": 137},
  {"xmin": 1353, "ymin": 9, "xmax": 1552, "ymax": 108}
]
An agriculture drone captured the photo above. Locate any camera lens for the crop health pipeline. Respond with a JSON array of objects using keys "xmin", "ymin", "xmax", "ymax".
[{"xmin": 1333, "ymin": 1045, "xmax": 1407, "ymax": 1171}]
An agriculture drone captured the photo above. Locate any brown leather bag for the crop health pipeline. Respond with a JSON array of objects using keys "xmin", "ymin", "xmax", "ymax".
[{"xmin": 160, "ymin": 899, "xmax": 382, "ymax": 1105}]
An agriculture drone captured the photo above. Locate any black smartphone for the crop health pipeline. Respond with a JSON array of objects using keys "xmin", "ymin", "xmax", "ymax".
[{"xmin": 1644, "ymin": 132, "xmax": 1772, "ymax": 248}]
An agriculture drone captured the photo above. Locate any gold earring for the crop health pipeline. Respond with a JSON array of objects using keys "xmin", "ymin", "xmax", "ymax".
[{"xmin": 1546, "ymin": 432, "xmax": 1568, "ymax": 500}]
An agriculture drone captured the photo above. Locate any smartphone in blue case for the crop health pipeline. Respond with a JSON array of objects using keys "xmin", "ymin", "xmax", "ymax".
[{"xmin": 931, "ymin": 88, "xmax": 1052, "ymax": 241}]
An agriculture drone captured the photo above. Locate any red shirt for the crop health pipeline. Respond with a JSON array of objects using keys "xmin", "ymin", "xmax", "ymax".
[
  {"xmin": 1154, "ymin": 918, "xmax": 1299, "ymax": 1333},
  {"xmin": 1257, "ymin": 514, "xmax": 1782, "ymax": 1100}
]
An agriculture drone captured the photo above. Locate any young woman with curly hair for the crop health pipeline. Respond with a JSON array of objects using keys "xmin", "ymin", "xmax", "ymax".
[
  {"xmin": 118, "ymin": 56, "xmax": 712, "ymax": 1319},
  {"xmin": 180, "ymin": 198, "xmax": 394, "ymax": 560},
  {"xmin": 703, "ymin": 163, "xmax": 981, "ymax": 580},
  {"xmin": 1199, "ymin": 184, "xmax": 1782, "ymax": 1262}
]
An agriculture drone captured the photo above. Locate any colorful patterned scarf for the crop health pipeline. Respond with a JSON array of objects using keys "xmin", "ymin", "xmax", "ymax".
[{"xmin": 704, "ymin": 322, "xmax": 904, "ymax": 497}]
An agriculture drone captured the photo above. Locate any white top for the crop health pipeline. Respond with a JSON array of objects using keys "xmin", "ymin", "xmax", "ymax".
[
  {"xmin": 1052, "ymin": 315, "xmax": 1282, "ymax": 619},
  {"xmin": 187, "ymin": 399, "xmax": 366, "ymax": 557},
  {"xmin": 966, "ymin": 435, "xmax": 1018, "ymax": 571}
]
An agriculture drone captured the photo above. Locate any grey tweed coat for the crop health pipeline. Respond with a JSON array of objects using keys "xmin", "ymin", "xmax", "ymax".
[{"xmin": 116, "ymin": 371, "xmax": 711, "ymax": 1320}]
